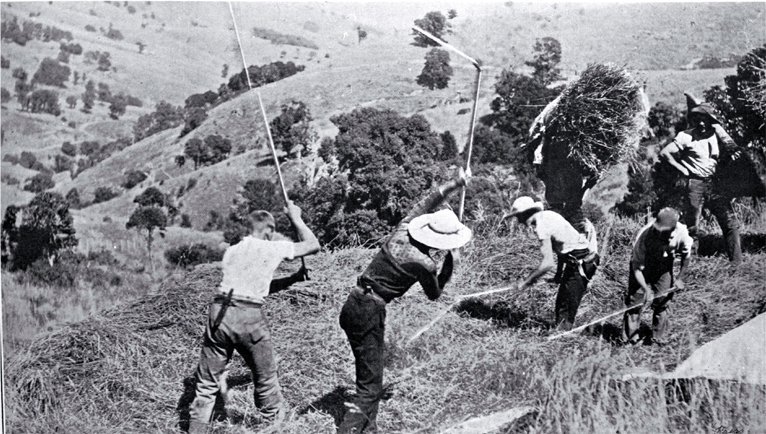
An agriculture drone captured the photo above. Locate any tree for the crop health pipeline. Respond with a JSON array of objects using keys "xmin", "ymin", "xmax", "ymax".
[
  {"xmin": 417, "ymin": 48, "xmax": 453, "ymax": 90},
  {"xmin": 32, "ymin": 57, "xmax": 70, "ymax": 87},
  {"xmin": 413, "ymin": 11, "xmax": 450, "ymax": 47},
  {"xmin": 133, "ymin": 101, "xmax": 184, "ymax": 142},
  {"xmin": 28, "ymin": 89, "xmax": 61, "ymax": 115},
  {"xmin": 93, "ymin": 187, "xmax": 119, "ymax": 204},
  {"xmin": 80, "ymin": 140, "xmax": 100, "ymax": 156},
  {"xmin": 205, "ymin": 134, "xmax": 232, "ymax": 164},
  {"xmin": 65, "ymin": 95, "xmax": 77, "ymax": 108},
  {"xmin": 126, "ymin": 206, "xmax": 166, "ymax": 273},
  {"xmin": 1, "ymin": 88, "xmax": 10, "ymax": 104},
  {"xmin": 97, "ymin": 52, "xmax": 111, "ymax": 71},
  {"xmin": 65, "ymin": 188, "xmax": 81, "ymax": 209},
  {"xmin": 439, "ymin": 130, "xmax": 458, "ymax": 161},
  {"xmin": 525, "ymin": 37, "xmax": 562, "ymax": 86},
  {"xmin": 179, "ymin": 107, "xmax": 207, "ymax": 137},
  {"xmin": 24, "ymin": 173, "xmax": 55, "ymax": 193},
  {"xmin": 134, "ymin": 187, "xmax": 166, "ymax": 207},
  {"xmin": 54, "ymin": 155, "xmax": 73, "ymax": 173},
  {"xmin": 703, "ymin": 44, "xmax": 766, "ymax": 199},
  {"xmin": 122, "ymin": 170, "xmax": 147, "ymax": 189},
  {"xmin": 270, "ymin": 100, "xmax": 316, "ymax": 159},
  {"xmin": 12, "ymin": 67, "xmax": 27, "ymax": 81},
  {"xmin": 448, "ymin": 9, "xmax": 457, "ymax": 19},
  {"xmin": 2, "ymin": 192, "xmax": 78, "ymax": 270},
  {"xmin": 295, "ymin": 107, "xmax": 449, "ymax": 247},
  {"xmin": 61, "ymin": 141, "xmax": 77, "ymax": 157},
  {"xmin": 109, "ymin": 94, "xmax": 127, "ymax": 119},
  {"xmin": 184, "ymin": 138, "xmax": 206, "ymax": 169},
  {"xmin": 357, "ymin": 27, "xmax": 367, "ymax": 44},
  {"xmin": 81, "ymin": 80, "xmax": 96, "ymax": 112},
  {"xmin": 97, "ymin": 82, "xmax": 111, "ymax": 102},
  {"xmin": 1, "ymin": 55, "xmax": 9, "ymax": 69}
]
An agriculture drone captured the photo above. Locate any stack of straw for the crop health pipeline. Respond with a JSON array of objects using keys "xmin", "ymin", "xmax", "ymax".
[{"xmin": 542, "ymin": 63, "xmax": 650, "ymax": 178}]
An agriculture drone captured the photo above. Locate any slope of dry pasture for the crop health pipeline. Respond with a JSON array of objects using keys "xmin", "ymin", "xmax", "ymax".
[{"xmin": 5, "ymin": 215, "xmax": 766, "ymax": 434}]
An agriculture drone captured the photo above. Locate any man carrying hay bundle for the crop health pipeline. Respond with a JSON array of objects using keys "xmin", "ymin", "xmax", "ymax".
[
  {"xmin": 657, "ymin": 93, "xmax": 743, "ymax": 267},
  {"xmin": 508, "ymin": 196, "xmax": 599, "ymax": 331},
  {"xmin": 338, "ymin": 169, "xmax": 471, "ymax": 434},
  {"xmin": 623, "ymin": 207, "xmax": 692, "ymax": 345},
  {"xmin": 528, "ymin": 63, "xmax": 650, "ymax": 233},
  {"xmin": 187, "ymin": 203, "xmax": 320, "ymax": 434}
]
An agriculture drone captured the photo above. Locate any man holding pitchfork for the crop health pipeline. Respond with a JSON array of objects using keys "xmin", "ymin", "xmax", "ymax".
[{"xmin": 338, "ymin": 168, "xmax": 471, "ymax": 434}]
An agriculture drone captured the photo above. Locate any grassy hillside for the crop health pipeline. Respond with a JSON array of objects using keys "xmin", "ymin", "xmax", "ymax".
[{"xmin": 5, "ymin": 215, "xmax": 766, "ymax": 433}]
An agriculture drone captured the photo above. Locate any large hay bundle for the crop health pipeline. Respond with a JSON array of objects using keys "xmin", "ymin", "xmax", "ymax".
[{"xmin": 542, "ymin": 63, "xmax": 650, "ymax": 178}]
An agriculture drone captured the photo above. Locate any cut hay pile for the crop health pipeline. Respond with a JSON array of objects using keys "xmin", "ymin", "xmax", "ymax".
[{"xmin": 543, "ymin": 63, "xmax": 650, "ymax": 178}]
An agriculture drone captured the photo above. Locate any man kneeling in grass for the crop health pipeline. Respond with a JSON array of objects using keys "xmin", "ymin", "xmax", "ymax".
[
  {"xmin": 338, "ymin": 169, "xmax": 471, "ymax": 434},
  {"xmin": 623, "ymin": 207, "xmax": 691, "ymax": 346},
  {"xmin": 509, "ymin": 196, "xmax": 599, "ymax": 331},
  {"xmin": 187, "ymin": 202, "xmax": 320, "ymax": 434}
]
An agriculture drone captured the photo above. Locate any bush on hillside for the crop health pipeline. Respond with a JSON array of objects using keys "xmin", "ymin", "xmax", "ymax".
[
  {"xmin": 183, "ymin": 135, "xmax": 232, "ymax": 169},
  {"xmin": 133, "ymin": 101, "xmax": 184, "ymax": 142},
  {"xmin": 1, "ymin": 88, "xmax": 11, "ymax": 104},
  {"xmin": 122, "ymin": 170, "xmax": 147, "ymax": 189},
  {"xmin": 27, "ymin": 89, "xmax": 61, "ymax": 116},
  {"xmin": 97, "ymin": 52, "xmax": 112, "ymax": 72},
  {"xmin": 270, "ymin": 100, "xmax": 317, "ymax": 159},
  {"xmin": 1, "ymin": 55, "xmax": 9, "ymax": 69},
  {"xmin": 53, "ymin": 155, "xmax": 73, "ymax": 174},
  {"xmin": 179, "ymin": 107, "xmax": 207, "ymax": 137},
  {"xmin": 417, "ymin": 48, "xmax": 453, "ymax": 90},
  {"xmin": 251, "ymin": 27, "xmax": 318, "ymax": 49},
  {"xmin": 65, "ymin": 188, "xmax": 81, "ymax": 209},
  {"xmin": 292, "ymin": 107, "xmax": 451, "ymax": 247},
  {"xmin": 104, "ymin": 26, "xmax": 123, "ymax": 41},
  {"xmin": 23, "ymin": 173, "xmax": 55, "ymax": 193},
  {"xmin": 165, "ymin": 244, "xmax": 224, "ymax": 268},
  {"xmin": 1, "ymin": 192, "xmax": 78, "ymax": 270},
  {"xmin": 12, "ymin": 67, "xmax": 27, "ymax": 81},
  {"xmin": 92, "ymin": 187, "xmax": 119, "ymax": 204},
  {"xmin": 226, "ymin": 61, "xmax": 305, "ymax": 93},
  {"xmin": 32, "ymin": 58, "xmax": 70, "ymax": 87},
  {"xmin": 412, "ymin": 11, "xmax": 451, "ymax": 47}
]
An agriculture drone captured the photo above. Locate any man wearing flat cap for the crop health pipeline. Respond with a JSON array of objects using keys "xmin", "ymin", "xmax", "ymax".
[
  {"xmin": 658, "ymin": 93, "xmax": 742, "ymax": 267},
  {"xmin": 509, "ymin": 196, "xmax": 599, "ymax": 331},
  {"xmin": 623, "ymin": 207, "xmax": 692, "ymax": 345},
  {"xmin": 338, "ymin": 169, "xmax": 471, "ymax": 434}
]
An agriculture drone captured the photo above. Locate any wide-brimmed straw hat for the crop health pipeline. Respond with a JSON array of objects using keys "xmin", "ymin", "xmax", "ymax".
[
  {"xmin": 652, "ymin": 207, "xmax": 679, "ymax": 232},
  {"xmin": 408, "ymin": 209, "xmax": 472, "ymax": 250},
  {"xmin": 685, "ymin": 92, "xmax": 719, "ymax": 123},
  {"xmin": 509, "ymin": 196, "xmax": 544, "ymax": 217}
]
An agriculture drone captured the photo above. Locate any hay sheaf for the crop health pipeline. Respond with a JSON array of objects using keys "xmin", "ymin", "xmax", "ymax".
[
  {"xmin": 5, "ymin": 264, "xmax": 223, "ymax": 430},
  {"xmin": 545, "ymin": 63, "xmax": 650, "ymax": 177}
]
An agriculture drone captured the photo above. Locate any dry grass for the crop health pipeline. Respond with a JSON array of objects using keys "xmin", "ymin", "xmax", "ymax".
[{"xmin": 5, "ymin": 213, "xmax": 765, "ymax": 434}]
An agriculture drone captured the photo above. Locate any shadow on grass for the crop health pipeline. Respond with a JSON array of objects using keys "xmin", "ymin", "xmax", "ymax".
[
  {"xmin": 698, "ymin": 233, "xmax": 766, "ymax": 257},
  {"xmin": 583, "ymin": 322, "xmax": 655, "ymax": 346},
  {"xmin": 299, "ymin": 385, "xmax": 348, "ymax": 427},
  {"xmin": 455, "ymin": 299, "xmax": 553, "ymax": 330},
  {"xmin": 176, "ymin": 373, "xmax": 254, "ymax": 431}
]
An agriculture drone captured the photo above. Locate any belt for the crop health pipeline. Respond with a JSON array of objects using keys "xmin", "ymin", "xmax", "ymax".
[
  {"xmin": 352, "ymin": 285, "xmax": 386, "ymax": 305},
  {"xmin": 213, "ymin": 294, "xmax": 262, "ymax": 308},
  {"xmin": 563, "ymin": 251, "xmax": 599, "ymax": 282}
]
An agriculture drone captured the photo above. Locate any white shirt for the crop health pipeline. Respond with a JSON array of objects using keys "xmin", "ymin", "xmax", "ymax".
[
  {"xmin": 529, "ymin": 211, "xmax": 596, "ymax": 255},
  {"xmin": 668, "ymin": 130, "xmax": 719, "ymax": 178},
  {"xmin": 219, "ymin": 237, "xmax": 295, "ymax": 304}
]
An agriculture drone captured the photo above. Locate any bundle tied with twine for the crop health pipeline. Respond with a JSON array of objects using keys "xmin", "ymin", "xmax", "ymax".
[{"xmin": 543, "ymin": 63, "xmax": 650, "ymax": 178}]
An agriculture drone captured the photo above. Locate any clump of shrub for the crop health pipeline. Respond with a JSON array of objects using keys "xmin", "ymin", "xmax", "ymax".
[
  {"xmin": 92, "ymin": 187, "xmax": 119, "ymax": 204},
  {"xmin": 251, "ymin": 27, "xmax": 318, "ymax": 49},
  {"xmin": 122, "ymin": 170, "xmax": 147, "ymax": 189},
  {"xmin": 15, "ymin": 251, "xmax": 122, "ymax": 289},
  {"xmin": 164, "ymin": 243, "xmax": 224, "ymax": 268}
]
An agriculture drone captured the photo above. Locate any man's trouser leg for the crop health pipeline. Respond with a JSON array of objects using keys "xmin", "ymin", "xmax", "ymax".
[
  {"xmin": 189, "ymin": 303, "xmax": 231, "ymax": 431},
  {"xmin": 622, "ymin": 268, "xmax": 673, "ymax": 343},
  {"xmin": 339, "ymin": 290, "xmax": 386, "ymax": 434},
  {"xmin": 228, "ymin": 305, "xmax": 284, "ymax": 423},
  {"xmin": 708, "ymin": 193, "xmax": 743, "ymax": 266},
  {"xmin": 683, "ymin": 178, "xmax": 710, "ymax": 252},
  {"xmin": 554, "ymin": 260, "xmax": 596, "ymax": 331},
  {"xmin": 650, "ymin": 272, "xmax": 674, "ymax": 342}
]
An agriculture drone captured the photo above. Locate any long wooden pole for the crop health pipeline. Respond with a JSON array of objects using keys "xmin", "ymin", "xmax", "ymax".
[
  {"xmin": 228, "ymin": 2, "xmax": 306, "ymax": 273},
  {"xmin": 547, "ymin": 287, "xmax": 681, "ymax": 341},
  {"xmin": 412, "ymin": 26, "xmax": 482, "ymax": 221}
]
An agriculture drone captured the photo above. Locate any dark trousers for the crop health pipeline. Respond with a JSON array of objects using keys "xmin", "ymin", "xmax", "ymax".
[
  {"xmin": 622, "ymin": 265, "xmax": 674, "ymax": 343},
  {"xmin": 680, "ymin": 178, "xmax": 742, "ymax": 264},
  {"xmin": 189, "ymin": 302, "xmax": 283, "ymax": 426},
  {"xmin": 338, "ymin": 288, "xmax": 387, "ymax": 434},
  {"xmin": 555, "ymin": 258, "xmax": 598, "ymax": 331}
]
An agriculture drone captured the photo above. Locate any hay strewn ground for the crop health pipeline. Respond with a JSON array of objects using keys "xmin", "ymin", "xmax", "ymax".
[{"xmin": 5, "ymin": 216, "xmax": 766, "ymax": 433}]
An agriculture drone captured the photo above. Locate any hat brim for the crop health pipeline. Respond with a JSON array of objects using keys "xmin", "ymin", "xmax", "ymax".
[
  {"xmin": 652, "ymin": 221, "xmax": 675, "ymax": 232},
  {"xmin": 509, "ymin": 203, "xmax": 544, "ymax": 217},
  {"xmin": 408, "ymin": 215, "xmax": 472, "ymax": 250}
]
